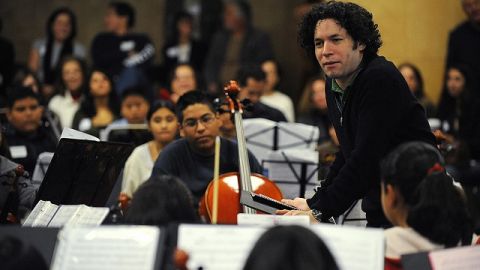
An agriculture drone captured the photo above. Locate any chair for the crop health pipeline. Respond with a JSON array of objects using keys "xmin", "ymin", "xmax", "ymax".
[{"xmin": 32, "ymin": 152, "xmax": 54, "ymax": 188}]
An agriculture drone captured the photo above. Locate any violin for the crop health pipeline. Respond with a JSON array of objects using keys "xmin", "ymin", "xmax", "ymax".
[{"xmin": 198, "ymin": 80, "xmax": 283, "ymax": 224}]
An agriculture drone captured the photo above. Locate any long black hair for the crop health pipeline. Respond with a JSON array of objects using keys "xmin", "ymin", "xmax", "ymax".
[
  {"xmin": 43, "ymin": 7, "xmax": 77, "ymax": 85},
  {"xmin": 79, "ymin": 68, "xmax": 119, "ymax": 118},
  {"xmin": 381, "ymin": 141, "xmax": 473, "ymax": 247}
]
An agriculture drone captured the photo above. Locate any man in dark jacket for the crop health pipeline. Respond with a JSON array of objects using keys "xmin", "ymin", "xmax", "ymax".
[{"xmin": 280, "ymin": 2, "xmax": 436, "ymax": 227}]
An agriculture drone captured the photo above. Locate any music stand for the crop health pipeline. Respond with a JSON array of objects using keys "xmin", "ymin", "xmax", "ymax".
[
  {"xmin": 35, "ymin": 138, "xmax": 134, "ymax": 207},
  {"xmin": 262, "ymin": 149, "xmax": 320, "ymax": 198},
  {"xmin": 243, "ymin": 119, "xmax": 319, "ymax": 163}
]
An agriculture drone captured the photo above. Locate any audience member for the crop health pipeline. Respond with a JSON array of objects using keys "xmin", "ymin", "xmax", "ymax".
[
  {"xmin": 380, "ymin": 141, "xmax": 473, "ymax": 267},
  {"xmin": 243, "ymin": 225, "xmax": 339, "ymax": 270},
  {"xmin": 151, "ymin": 91, "xmax": 262, "ymax": 205},
  {"xmin": 398, "ymin": 63, "xmax": 436, "ymax": 118},
  {"xmin": 260, "ymin": 60, "xmax": 295, "ymax": 122},
  {"xmin": 162, "ymin": 11, "xmax": 206, "ymax": 78},
  {"xmin": 11, "ymin": 66, "xmax": 43, "ymax": 101},
  {"xmin": 3, "ymin": 86, "xmax": 57, "ymax": 175},
  {"xmin": 124, "ymin": 175, "xmax": 199, "ymax": 226},
  {"xmin": 110, "ymin": 87, "xmax": 150, "ymax": 126},
  {"xmin": 297, "ymin": 75, "xmax": 332, "ymax": 143},
  {"xmin": 446, "ymin": 0, "xmax": 480, "ymax": 96},
  {"xmin": 28, "ymin": 7, "xmax": 85, "ymax": 100},
  {"xmin": 72, "ymin": 68, "xmax": 119, "ymax": 136},
  {"xmin": 169, "ymin": 64, "xmax": 198, "ymax": 104},
  {"xmin": 48, "ymin": 56, "xmax": 87, "ymax": 129},
  {"xmin": 0, "ymin": 18, "xmax": 15, "ymax": 104},
  {"xmin": 121, "ymin": 100, "xmax": 178, "ymax": 198},
  {"xmin": 91, "ymin": 1, "xmax": 155, "ymax": 94},
  {"xmin": 237, "ymin": 65, "xmax": 287, "ymax": 122},
  {"xmin": 204, "ymin": 0, "xmax": 274, "ymax": 94}
]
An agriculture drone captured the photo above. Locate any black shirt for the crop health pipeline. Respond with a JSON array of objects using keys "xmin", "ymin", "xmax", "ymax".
[
  {"xmin": 243, "ymin": 102, "xmax": 287, "ymax": 122},
  {"xmin": 152, "ymin": 138, "xmax": 262, "ymax": 205},
  {"xmin": 307, "ymin": 56, "xmax": 436, "ymax": 227}
]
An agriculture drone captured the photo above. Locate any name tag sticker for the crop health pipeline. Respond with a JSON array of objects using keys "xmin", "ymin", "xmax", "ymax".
[
  {"xmin": 120, "ymin": 41, "xmax": 135, "ymax": 52},
  {"xmin": 10, "ymin": 145, "xmax": 28, "ymax": 159}
]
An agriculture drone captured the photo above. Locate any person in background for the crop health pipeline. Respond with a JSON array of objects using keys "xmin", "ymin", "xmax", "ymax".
[
  {"xmin": 28, "ymin": 7, "xmax": 86, "ymax": 101},
  {"xmin": 243, "ymin": 225, "xmax": 339, "ymax": 270},
  {"xmin": 72, "ymin": 68, "xmax": 119, "ymax": 137},
  {"xmin": 11, "ymin": 67, "xmax": 43, "ymax": 101},
  {"xmin": 380, "ymin": 141, "xmax": 473, "ymax": 268},
  {"xmin": 3, "ymin": 86, "xmax": 57, "ymax": 175},
  {"xmin": 162, "ymin": 11, "xmax": 206, "ymax": 79},
  {"xmin": 237, "ymin": 65, "xmax": 287, "ymax": 122},
  {"xmin": 151, "ymin": 91, "xmax": 262, "ymax": 205},
  {"xmin": 260, "ymin": 59, "xmax": 295, "ymax": 122},
  {"xmin": 120, "ymin": 100, "xmax": 178, "ymax": 199},
  {"xmin": 446, "ymin": 0, "xmax": 480, "ymax": 96},
  {"xmin": 0, "ymin": 18, "xmax": 15, "ymax": 105},
  {"xmin": 169, "ymin": 64, "xmax": 198, "ymax": 104},
  {"xmin": 110, "ymin": 86, "xmax": 150, "ymax": 126},
  {"xmin": 48, "ymin": 56, "xmax": 87, "ymax": 129},
  {"xmin": 91, "ymin": 1, "xmax": 154, "ymax": 95},
  {"xmin": 204, "ymin": 0, "xmax": 274, "ymax": 94},
  {"xmin": 398, "ymin": 63, "xmax": 436, "ymax": 118},
  {"xmin": 297, "ymin": 74, "xmax": 332, "ymax": 143}
]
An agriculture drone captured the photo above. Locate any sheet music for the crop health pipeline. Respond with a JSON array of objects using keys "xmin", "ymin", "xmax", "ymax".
[
  {"xmin": 310, "ymin": 224, "xmax": 384, "ymax": 270},
  {"xmin": 60, "ymin": 128, "xmax": 100, "ymax": 141},
  {"xmin": 429, "ymin": 246, "xmax": 480, "ymax": 270},
  {"xmin": 178, "ymin": 225, "xmax": 265, "ymax": 270},
  {"xmin": 51, "ymin": 226, "xmax": 160, "ymax": 270},
  {"xmin": 68, "ymin": 205, "xmax": 109, "ymax": 226},
  {"xmin": 23, "ymin": 201, "xmax": 109, "ymax": 227},
  {"xmin": 237, "ymin": 213, "xmax": 310, "ymax": 226},
  {"xmin": 23, "ymin": 200, "xmax": 59, "ymax": 227},
  {"xmin": 48, "ymin": 205, "xmax": 81, "ymax": 227}
]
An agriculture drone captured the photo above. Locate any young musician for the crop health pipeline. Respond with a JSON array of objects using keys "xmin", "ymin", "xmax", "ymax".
[
  {"xmin": 151, "ymin": 91, "xmax": 262, "ymax": 206},
  {"xmin": 280, "ymin": 2, "xmax": 436, "ymax": 227}
]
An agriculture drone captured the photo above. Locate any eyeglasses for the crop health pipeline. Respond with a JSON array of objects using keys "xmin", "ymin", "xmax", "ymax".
[{"xmin": 182, "ymin": 113, "xmax": 216, "ymax": 129}]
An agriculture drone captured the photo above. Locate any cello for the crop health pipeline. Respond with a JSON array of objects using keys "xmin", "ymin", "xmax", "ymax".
[{"xmin": 199, "ymin": 80, "xmax": 284, "ymax": 224}]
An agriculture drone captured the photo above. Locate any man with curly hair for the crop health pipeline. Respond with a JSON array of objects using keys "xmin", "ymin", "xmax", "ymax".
[{"xmin": 281, "ymin": 1, "xmax": 436, "ymax": 227}]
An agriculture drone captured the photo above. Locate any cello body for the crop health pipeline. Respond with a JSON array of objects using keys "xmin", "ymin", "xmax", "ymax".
[{"xmin": 199, "ymin": 172, "xmax": 283, "ymax": 224}]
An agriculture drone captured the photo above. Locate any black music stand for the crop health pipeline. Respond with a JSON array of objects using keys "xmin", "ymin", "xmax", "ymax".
[
  {"xmin": 35, "ymin": 138, "xmax": 134, "ymax": 207},
  {"xmin": 262, "ymin": 150, "xmax": 320, "ymax": 198}
]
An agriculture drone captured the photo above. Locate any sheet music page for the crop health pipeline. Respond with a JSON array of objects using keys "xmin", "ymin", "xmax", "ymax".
[
  {"xmin": 237, "ymin": 213, "xmax": 310, "ymax": 226},
  {"xmin": 178, "ymin": 224, "xmax": 266, "ymax": 270},
  {"xmin": 60, "ymin": 128, "xmax": 100, "ymax": 141},
  {"xmin": 429, "ymin": 246, "xmax": 480, "ymax": 270},
  {"xmin": 22, "ymin": 200, "xmax": 59, "ymax": 227},
  {"xmin": 68, "ymin": 205, "xmax": 109, "ymax": 226},
  {"xmin": 48, "ymin": 205, "xmax": 81, "ymax": 227},
  {"xmin": 310, "ymin": 224, "xmax": 384, "ymax": 270},
  {"xmin": 51, "ymin": 226, "xmax": 160, "ymax": 270}
]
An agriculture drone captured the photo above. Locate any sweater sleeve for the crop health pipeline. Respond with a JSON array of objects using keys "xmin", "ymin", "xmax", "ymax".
[{"xmin": 308, "ymin": 67, "xmax": 408, "ymax": 217}]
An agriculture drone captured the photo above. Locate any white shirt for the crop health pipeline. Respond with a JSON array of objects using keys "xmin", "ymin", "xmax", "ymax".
[
  {"xmin": 385, "ymin": 227, "xmax": 444, "ymax": 259},
  {"xmin": 48, "ymin": 91, "xmax": 81, "ymax": 129},
  {"xmin": 121, "ymin": 143, "xmax": 155, "ymax": 198},
  {"xmin": 260, "ymin": 91, "xmax": 295, "ymax": 122}
]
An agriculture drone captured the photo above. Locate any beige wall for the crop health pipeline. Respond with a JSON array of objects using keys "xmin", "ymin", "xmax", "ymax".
[
  {"xmin": 350, "ymin": 0, "xmax": 465, "ymax": 104},
  {"xmin": 0, "ymin": 0, "xmax": 467, "ymax": 105}
]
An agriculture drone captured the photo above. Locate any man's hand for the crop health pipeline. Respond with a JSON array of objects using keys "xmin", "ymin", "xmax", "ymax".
[{"xmin": 281, "ymin": 198, "xmax": 310, "ymax": 211}]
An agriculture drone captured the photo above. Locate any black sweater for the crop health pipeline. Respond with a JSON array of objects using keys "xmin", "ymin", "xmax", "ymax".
[{"xmin": 307, "ymin": 56, "xmax": 436, "ymax": 227}]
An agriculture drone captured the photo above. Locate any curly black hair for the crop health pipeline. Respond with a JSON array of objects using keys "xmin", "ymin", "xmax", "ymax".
[{"xmin": 298, "ymin": 1, "xmax": 382, "ymax": 61}]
